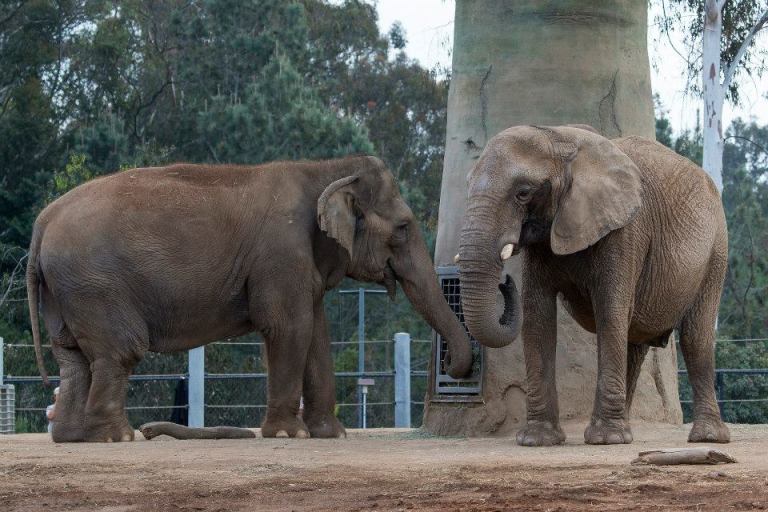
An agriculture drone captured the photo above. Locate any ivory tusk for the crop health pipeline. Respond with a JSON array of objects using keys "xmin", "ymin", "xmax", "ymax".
[
  {"xmin": 500, "ymin": 243, "xmax": 515, "ymax": 261},
  {"xmin": 453, "ymin": 253, "xmax": 460, "ymax": 264}
]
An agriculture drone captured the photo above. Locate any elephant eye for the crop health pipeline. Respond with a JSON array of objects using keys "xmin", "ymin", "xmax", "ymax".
[
  {"xmin": 391, "ymin": 221, "xmax": 409, "ymax": 245},
  {"xmin": 515, "ymin": 186, "xmax": 533, "ymax": 203}
]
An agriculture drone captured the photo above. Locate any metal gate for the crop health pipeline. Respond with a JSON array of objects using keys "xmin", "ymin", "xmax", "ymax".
[{"xmin": 432, "ymin": 266, "xmax": 483, "ymax": 398}]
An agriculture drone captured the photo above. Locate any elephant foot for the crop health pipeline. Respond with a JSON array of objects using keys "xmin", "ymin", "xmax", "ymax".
[
  {"xmin": 516, "ymin": 420, "xmax": 566, "ymax": 447},
  {"xmin": 84, "ymin": 417, "xmax": 135, "ymax": 443},
  {"xmin": 51, "ymin": 421, "xmax": 87, "ymax": 443},
  {"xmin": 262, "ymin": 415, "xmax": 310, "ymax": 439},
  {"xmin": 304, "ymin": 414, "xmax": 347, "ymax": 439},
  {"xmin": 584, "ymin": 418, "xmax": 632, "ymax": 445},
  {"xmin": 688, "ymin": 417, "xmax": 730, "ymax": 443}
]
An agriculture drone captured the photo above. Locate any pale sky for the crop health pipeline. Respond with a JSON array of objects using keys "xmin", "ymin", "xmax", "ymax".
[{"xmin": 374, "ymin": 0, "xmax": 768, "ymax": 134}]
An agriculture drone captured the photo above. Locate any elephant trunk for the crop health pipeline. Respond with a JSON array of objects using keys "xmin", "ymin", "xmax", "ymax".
[
  {"xmin": 458, "ymin": 233, "xmax": 522, "ymax": 349},
  {"xmin": 395, "ymin": 232, "xmax": 473, "ymax": 379}
]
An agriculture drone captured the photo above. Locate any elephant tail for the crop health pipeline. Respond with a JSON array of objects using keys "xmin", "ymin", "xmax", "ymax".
[{"xmin": 26, "ymin": 225, "xmax": 49, "ymax": 386}]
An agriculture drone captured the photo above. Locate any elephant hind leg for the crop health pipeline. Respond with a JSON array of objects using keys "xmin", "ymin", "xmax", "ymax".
[
  {"xmin": 71, "ymin": 305, "xmax": 147, "ymax": 443},
  {"xmin": 679, "ymin": 266, "xmax": 730, "ymax": 443},
  {"xmin": 83, "ymin": 357, "xmax": 137, "ymax": 442},
  {"xmin": 624, "ymin": 343, "xmax": 650, "ymax": 420},
  {"xmin": 51, "ymin": 343, "xmax": 91, "ymax": 442}
]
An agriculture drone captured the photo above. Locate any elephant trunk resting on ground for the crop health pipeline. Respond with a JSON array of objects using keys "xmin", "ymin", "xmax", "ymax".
[
  {"xmin": 456, "ymin": 125, "xmax": 729, "ymax": 446},
  {"xmin": 27, "ymin": 155, "xmax": 473, "ymax": 442}
]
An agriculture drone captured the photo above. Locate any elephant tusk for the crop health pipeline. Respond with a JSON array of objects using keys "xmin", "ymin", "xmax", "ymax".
[
  {"xmin": 453, "ymin": 253, "xmax": 460, "ymax": 264},
  {"xmin": 500, "ymin": 243, "xmax": 515, "ymax": 261}
]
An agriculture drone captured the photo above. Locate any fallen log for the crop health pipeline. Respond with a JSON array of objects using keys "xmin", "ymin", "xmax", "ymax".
[
  {"xmin": 139, "ymin": 421, "xmax": 256, "ymax": 440},
  {"xmin": 631, "ymin": 447, "xmax": 737, "ymax": 466}
]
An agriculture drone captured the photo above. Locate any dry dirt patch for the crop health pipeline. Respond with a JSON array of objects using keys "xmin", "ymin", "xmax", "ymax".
[{"xmin": 1, "ymin": 422, "xmax": 767, "ymax": 511}]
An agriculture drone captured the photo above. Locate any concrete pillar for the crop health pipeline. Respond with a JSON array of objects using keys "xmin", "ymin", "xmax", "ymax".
[
  {"xmin": 394, "ymin": 333, "xmax": 411, "ymax": 428},
  {"xmin": 425, "ymin": 0, "xmax": 682, "ymax": 436},
  {"xmin": 188, "ymin": 346, "xmax": 205, "ymax": 428}
]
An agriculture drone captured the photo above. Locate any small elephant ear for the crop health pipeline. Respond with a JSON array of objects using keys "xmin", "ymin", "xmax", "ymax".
[
  {"xmin": 550, "ymin": 128, "xmax": 642, "ymax": 255},
  {"xmin": 317, "ymin": 175, "xmax": 359, "ymax": 259}
]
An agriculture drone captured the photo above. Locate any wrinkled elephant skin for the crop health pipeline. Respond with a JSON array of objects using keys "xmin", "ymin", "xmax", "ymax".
[
  {"xmin": 457, "ymin": 125, "xmax": 729, "ymax": 446},
  {"xmin": 27, "ymin": 156, "xmax": 473, "ymax": 442}
]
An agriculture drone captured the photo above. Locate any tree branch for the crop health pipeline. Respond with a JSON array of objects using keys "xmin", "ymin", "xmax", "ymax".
[
  {"xmin": 724, "ymin": 135, "xmax": 768, "ymax": 155},
  {"xmin": 660, "ymin": 0, "xmax": 695, "ymax": 64},
  {"xmin": 716, "ymin": 0, "xmax": 727, "ymax": 13},
  {"xmin": 0, "ymin": 251, "xmax": 27, "ymax": 310},
  {"xmin": 0, "ymin": 1, "xmax": 25, "ymax": 28},
  {"xmin": 722, "ymin": 8, "xmax": 768, "ymax": 90}
]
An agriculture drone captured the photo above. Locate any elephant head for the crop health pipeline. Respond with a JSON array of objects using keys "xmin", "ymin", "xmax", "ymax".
[
  {"xmin": 318, "ymin": 157, "xmax": 473, "ymax": 378},
  {"xmin": 457, "ymin": 125, "xmax": 643, "ymax": 348}
]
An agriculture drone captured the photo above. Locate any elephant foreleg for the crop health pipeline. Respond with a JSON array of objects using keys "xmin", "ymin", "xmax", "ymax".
[
  {"xmin": 585, "ymin": 297, "xmax": 632, "ymax": 445},
  {"xmin": 261, "ymin": 302, "xmax": 313, "ymax": 439},
  {"xmin": 302, "ymin": 302, "xmax": 346, "ymax": 438},
  {"xmin": 516, "ymin": 266, "xmax": 564, "ymax": 447}
]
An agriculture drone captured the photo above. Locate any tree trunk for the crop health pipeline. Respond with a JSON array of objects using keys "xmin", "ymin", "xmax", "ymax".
[
  {"xmin": 702, "ymin": 0, "xmax": 725, "ymax": 191},
  {"xmin": 424, "ymin": 0, "xmax": 682, "ymax": 436}
]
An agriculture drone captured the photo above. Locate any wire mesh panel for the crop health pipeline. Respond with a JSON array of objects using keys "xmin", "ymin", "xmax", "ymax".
[
  {"xmin": 0, "ymin": 385, "xmax": 15, "ymax": 434},
  {"xmin": 433, "ymin": 266, "xmax": 483, "ymax": 398}
]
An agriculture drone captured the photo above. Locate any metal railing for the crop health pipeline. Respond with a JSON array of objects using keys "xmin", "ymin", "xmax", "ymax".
[
  {"xmin": 0, "ymin": 333, "xmax": 428, "ymax": 431},
  {"xmin": 3, "ymin": 335, "xmax": 767, "ymax": 431}
]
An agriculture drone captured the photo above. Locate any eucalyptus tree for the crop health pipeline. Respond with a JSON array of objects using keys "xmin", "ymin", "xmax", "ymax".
[{"xmin": 663, "ymin": 0, "xmax": 768, "ymax": 190}]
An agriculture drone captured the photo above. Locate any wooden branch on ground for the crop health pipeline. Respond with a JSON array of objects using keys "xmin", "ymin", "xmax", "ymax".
[
  {"xmin": 139, "ymin": 421, "xmax": 256, "ymax": 440},
  {"xmin": 631, "ymin": 447, "xmax": 737, "ymax": 466}
]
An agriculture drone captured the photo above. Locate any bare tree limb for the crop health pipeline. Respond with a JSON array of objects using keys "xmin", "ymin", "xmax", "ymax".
[
  {"xmin": 0, "ymin": 1, "xmax": 25, "ymax": 28},
  {"xmin": 716, "ymin": 0, "xmax": 728, "ymax": 13},
  {"xmin": 722, "ymin": 8, "xmax": 768, "ymax": 91},
  {"xmin": 0, "ymin": 249, "xmax": 28, "ymax": 310},
  {"xmin": 658, "ymin": 0, "xmax": 699, "ymax": 96},
  {"xmin": 724, "ymin": 135, "xmax": 768, "ymax": 155}
]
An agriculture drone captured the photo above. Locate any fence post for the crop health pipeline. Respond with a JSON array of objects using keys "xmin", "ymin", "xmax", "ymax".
[
  {"xmin": 357, "ymin": 288, "xmax": 365, "ymax": 428},
  {"xmin": 394, "ymin": 332, "xmax": 411, "ymax": 428},
  {"xmin": 188, "ymin": 346, "xmax": 205, "ymax": 427},
  {"xmin": 0, "ymin": 337, "xmax": 4, "ymax": 386}
]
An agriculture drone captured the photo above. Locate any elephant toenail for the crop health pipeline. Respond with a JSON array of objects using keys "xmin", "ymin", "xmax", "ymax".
[
  {"xmin": 275, "ymin": 430, "xmax": 289, "ymax": 438},
  {"xmin": 295, "ymin": 430, "xmax": 310, "ymax": 439}
]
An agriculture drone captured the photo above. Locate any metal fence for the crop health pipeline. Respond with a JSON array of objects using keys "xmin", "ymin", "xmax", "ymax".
[
  {"xmin": 0, "ymin": 333, "xmax": 431, "ymax": 433},
  {"xmin": 2, "ymin": 333, "xmax": 767, "ymax": 432},
  {"xmin": 677, "ymin": 337, "xmax": 768, "ymax": 422}
]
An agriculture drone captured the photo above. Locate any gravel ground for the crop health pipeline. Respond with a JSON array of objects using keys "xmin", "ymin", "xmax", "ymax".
[{"xmin": 1, "ymin": 421, "xmax": 767, "ymax": 511}]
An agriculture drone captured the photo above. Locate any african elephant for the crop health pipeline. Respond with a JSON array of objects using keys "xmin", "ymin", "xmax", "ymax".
[
  {"xmin": 27, "ymin": 156, "xmax": 472, "ymax": 442},
  {"xmin": 455, "ymin": 125, "xmax": 729, "ymax": 446}
]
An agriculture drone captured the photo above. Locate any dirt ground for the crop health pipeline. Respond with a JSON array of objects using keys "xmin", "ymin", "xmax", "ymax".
[{"xmin": 1, "ymin": 421, "xmax": 767, "ymax": 511}]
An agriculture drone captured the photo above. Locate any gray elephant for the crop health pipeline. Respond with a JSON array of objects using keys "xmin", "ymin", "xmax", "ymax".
[
  {"xmin": 27, "ymin": 156, "xmax": 472, "ymax": 442},
  {"xmin": 456, "ymin": 125, "xmax": 729, "ymax": 446}
]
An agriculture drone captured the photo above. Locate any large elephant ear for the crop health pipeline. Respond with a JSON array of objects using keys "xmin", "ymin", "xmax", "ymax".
[
  {"xmin": 317, "ymin": 175, "xmax": 359, "ymax": 259},
  {"xmin": 549, "ymin": 127, "xmax": 642, "ymax": 255}
]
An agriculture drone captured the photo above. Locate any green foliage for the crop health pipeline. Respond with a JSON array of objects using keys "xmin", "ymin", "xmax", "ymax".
[
  {"xmin": 198, "ymin": 55, "xmax": 373, "ymax": 164},
  {"xmin": 660, "ymin": 0, "xmax": 768, "ymax": 102},
  {"xmin": 302, "ymin": 0, "xmax": 449, "ymax": 237},
  {"xmin": 1, "ymin": 0, "xmax": 447, "ymax": 431},
  {"xmin": 50, "ymin": 153, "xmax": 94, "ymax": 200}
]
